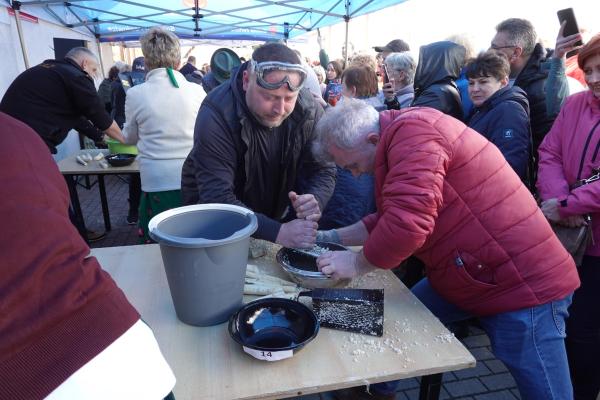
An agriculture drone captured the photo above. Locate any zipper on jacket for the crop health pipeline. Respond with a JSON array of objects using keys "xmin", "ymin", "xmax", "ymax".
[
  {"xmin": 576, "ymin": 119, "xmax": 600, "ymax": 180},
  {"xmin": 588, "ymin": 120, "xmax": 600, "ymax": 163}
]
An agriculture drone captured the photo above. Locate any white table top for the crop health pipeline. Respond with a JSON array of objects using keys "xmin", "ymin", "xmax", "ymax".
[{"xmin": 91, "ymin": 244, "xmax": 475, "ymax": 400}]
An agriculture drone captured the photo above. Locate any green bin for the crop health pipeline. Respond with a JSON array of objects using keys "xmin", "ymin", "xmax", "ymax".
[{"xmin": 106, "ymin": 138, "xmax": 138, "ymax": 155}]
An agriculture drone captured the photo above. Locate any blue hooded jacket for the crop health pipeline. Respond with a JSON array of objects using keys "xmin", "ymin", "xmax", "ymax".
[{"xmin": 467, "ymin": 85, "xmax": 532, "ymax": 186}]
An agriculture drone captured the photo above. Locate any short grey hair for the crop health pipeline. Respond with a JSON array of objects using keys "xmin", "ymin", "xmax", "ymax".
[
  {"xmin": 496, "ymin": 18, "xmax": 537, "ymax": 56},
  {"xmin": 314, "ymin": 98, "xmax": 380, "ymax": 157},
  {"xmin": 384, "ymin": 52, "xmax": 416, "ymax": 85},
  {"xmin": 312, "ymin": 65, "xmax": 325, "ymax": 82},
  {"xmin": 65, "ymin": 47, "xmax": 98, "ymax": 64},
  {"xmin": 140, "ymin": 27, "xmax": 181, "ymax": 70},
  {"xmin": 114, "ymin": 61, "xmax": 130, "ymax": 73}
]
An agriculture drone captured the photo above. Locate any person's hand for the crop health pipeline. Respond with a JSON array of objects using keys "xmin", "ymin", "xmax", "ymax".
[
  {"xmin": 312, "ymin": 92, "xmax": 328, "ymax": 108},
  {"xmin": 382, "ymin": 81, "xmax": 395, "ymax": 101},
  {"xmin": 289, "ymin": 191, "xmax": 321, "ymax": 221},
  {"xmin": 553, "ymin": 21, "xmax": 583, "ymax": 59},
  {"xmin": 276, "ymin": 219, "xmax": 317, "ymax": 248},
  {"xmin": 541, "ymin": 198, "xmax": 561, "ymax": 222},
  {"xmin": 316, "ymin": 250, "xmax": 375, "ymax": 279},
  {"xmin": 556, "ymin": 215, "xmax": 588, "ymax": 228}
]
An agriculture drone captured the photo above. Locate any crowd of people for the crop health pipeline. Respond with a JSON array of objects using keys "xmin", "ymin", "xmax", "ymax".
[{"xmin": 0, "ymin": 13, "xmax": 599, "ymax": 400}]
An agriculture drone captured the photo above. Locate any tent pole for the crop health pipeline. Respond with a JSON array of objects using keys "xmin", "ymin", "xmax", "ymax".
[
  {"xmin": 95, "ymin": 36, "xmax": 106, "ymax": 77},
  {"xmin": 344, "ymin": 17, "xmax": 349, "ymax": 65},
  {"xmin": 343, "ymin": 0, "xmax": 350, "ymax": 66},
  {"xmin": 12, "ymin": 1, "xmax": 30, "ymax": 69}
]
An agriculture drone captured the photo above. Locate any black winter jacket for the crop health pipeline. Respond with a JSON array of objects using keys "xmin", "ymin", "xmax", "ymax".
[
  {"xmin": 468, "ymin": 85, "xmax": 532, "ymax": 185},
  {"xmin": 0, "ymin": 58, "xmax": 111, "ymax": 153},
  {"xmin": 514, "ymin": 43, "xmax": 564, "ymax": 154},
  {"xmin": 181, "ymin": 62, "xmax": 336, "ymax": 241},
  {"xmin": 412, "ymin": 41, "xmax": 465, "ymax": 121}
]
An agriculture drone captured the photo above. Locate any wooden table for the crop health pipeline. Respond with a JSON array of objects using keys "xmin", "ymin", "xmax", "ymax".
[
  {"xmin": 91, "ymin": 244, "xmax": 475, "ymax": 400},
  {"xmin": 58, "ymin": 150, "xmax": 139, "ymax": 234}
]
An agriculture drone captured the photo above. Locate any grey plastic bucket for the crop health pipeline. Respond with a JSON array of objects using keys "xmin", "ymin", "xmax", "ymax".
[{"xmin": 148, "ymin": 204, "xmax": 258, "ymax": 326}]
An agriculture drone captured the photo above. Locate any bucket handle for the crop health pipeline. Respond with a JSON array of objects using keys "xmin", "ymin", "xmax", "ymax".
[{"xmin": 228, "ymin": 310, "xmax": 242, "ymax": 342}]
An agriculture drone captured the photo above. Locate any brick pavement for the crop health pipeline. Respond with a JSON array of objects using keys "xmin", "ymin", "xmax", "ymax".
[{"xmin": 82, "ymin": 175, "xmax": 520, "ymax": 400}]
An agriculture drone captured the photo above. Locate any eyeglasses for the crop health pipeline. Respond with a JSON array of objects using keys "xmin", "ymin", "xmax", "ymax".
[
  {"xmin": 490, "ymin": 43, "xmax": 518, "ymax": 50},
  {"xmin": 250, "ymin": 60, "xmax": 307, "ymax": 92}
]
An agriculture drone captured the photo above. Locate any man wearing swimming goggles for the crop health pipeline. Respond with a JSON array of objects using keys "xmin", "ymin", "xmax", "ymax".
[{"xmin": 182, "ymin": 42, "xmax": 336, "ymax": 249}]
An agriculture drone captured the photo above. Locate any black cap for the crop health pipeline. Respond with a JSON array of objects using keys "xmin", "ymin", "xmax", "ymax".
[{"xmin": 373, "ymin": 39, "xmax": 410, "ymax": 53}]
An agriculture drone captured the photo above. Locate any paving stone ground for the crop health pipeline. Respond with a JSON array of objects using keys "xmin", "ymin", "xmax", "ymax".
[{"xmin": 83, "ymin": 175, "xmax": 520, "ymax": 400}]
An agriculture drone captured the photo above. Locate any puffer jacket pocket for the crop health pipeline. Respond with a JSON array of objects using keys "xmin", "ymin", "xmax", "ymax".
[
  {"xmin": 427, "ymin": 249, "xmax": 498, "ymax": 313},
  {"xmin": 454, "ymin": 249, "xmax": 497, "ymax": 286}
]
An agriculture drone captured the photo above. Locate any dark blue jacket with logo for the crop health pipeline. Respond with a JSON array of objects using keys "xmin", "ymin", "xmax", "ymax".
[{"xmin": 467, "ymin": 85, "xmax": 532, "ymax": 186}]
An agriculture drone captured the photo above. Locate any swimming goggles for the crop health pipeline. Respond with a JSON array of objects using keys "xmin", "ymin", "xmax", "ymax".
[{"xmin": 250, "ymin": 59, "xmax": 307, "ymax": 92}]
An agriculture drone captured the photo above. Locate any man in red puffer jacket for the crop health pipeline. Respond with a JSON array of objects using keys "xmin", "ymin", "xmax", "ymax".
[{"xmin": 313, "ymin": 99, "xmax": 579, "ymax": 400}]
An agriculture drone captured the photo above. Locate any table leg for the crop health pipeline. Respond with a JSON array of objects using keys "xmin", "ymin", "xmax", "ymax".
[
  {"xmin": 98, "ymin": 175, "xmax": 112, "ymax": 231},
  {"xmin": 64, "ymin": 175, "xmax": 87, "ymax": 242},
  {"xmin": 419, "ymin": 373, "xmax": 443, "ymax": 400}
]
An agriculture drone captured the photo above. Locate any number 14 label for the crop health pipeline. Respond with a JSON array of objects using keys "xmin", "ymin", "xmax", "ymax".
[{"xmin": 243, "ymin": 346, "xmax": 294, "ymax": 361}]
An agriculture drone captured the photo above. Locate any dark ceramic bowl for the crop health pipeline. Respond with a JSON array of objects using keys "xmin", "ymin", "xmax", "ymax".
[
  {"xmin": 105, "ymin": 153, "xmax": 136, "ymax": 167},
  {"xmin": 228, "ymin": 298, "xmax": 319, "ymax": 361}
]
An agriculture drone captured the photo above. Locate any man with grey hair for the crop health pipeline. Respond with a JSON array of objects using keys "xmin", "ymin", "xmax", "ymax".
[
  {"xmin": 0, "ymin": 46, "xmax": 124, "ymax": 154},
  {"xmin": 491, "ymin": 18, "xmax": 566, "ymax": 164},
  {"xmin": 0, "ymin": 46, "xmax": 126, "ymax": 242},
  {"xmin": 315, "ymin": 99, "xmax": 578, "ymax": 400},
  {"xmin": 379, "ymin": 52, "xmax": 416, "ymax": 109},
  {"xmin": 179, "ymin": 55, "xmax": 197, "ymax": 76},
  {"xmin": 181, "ymin": 42, "xmax": 336, "ymax": 248}
]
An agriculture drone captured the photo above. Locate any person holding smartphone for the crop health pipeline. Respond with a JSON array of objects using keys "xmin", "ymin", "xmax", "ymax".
[
  {"xmin": 545, "ymin": 10, "xmax": 586, "ymax": 117},
  {"xmin": 379, "ymin": 52, "xmax": 416, "ymax": 110}
]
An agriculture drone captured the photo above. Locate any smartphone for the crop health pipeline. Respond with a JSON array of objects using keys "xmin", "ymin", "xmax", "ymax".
[
  {"xmin": 382, "ymin": 64, "xmax": 390, "ymax": 84},
  {"xmin": 557, "ymin": 8, "xmax": 583, "ymax": 46}
]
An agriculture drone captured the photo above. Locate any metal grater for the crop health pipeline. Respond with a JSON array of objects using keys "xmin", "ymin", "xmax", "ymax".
[{"xmin": 299, "ymin": 288, "xmax": 384, "ymax": 337}]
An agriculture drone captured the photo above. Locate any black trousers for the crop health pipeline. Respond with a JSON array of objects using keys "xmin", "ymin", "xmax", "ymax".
[
  {"xmin": 566, "ymin": 255, "xmax": 600, "ymax": 400},
  {"xmin": 128, "ymin": 173, "xmax": 141, "ymax": 216}
]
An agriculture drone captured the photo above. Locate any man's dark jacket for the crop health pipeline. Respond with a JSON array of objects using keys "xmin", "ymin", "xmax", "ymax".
[
  {"xmin": 514, "ymin": 43, "xmax": 563, "ymax": 154},
  {"xmin": 0, "ymin": 58, "xmax": 111, "ymax": 153},
  {"xmin": 467, "ymin": 85, "xmax": 532, "ymax": 186},
  {"xmin": 181, "ymin": 62, "xmax": 336, "ymax": 241},
  {"xmin": 412, "ymin": 41, "xmax": 465, "ymax": 121},
  {"xmin": 179, "ymin": 62, "xmax": 197, "ymax": 77}
]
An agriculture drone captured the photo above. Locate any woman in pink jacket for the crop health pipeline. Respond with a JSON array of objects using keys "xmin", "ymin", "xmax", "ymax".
[{"xmin": 537, "ymin": 33, "xmax": 600, "ymax": 400}]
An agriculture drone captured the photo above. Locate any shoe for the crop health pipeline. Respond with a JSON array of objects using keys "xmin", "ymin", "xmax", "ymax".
[
  {"xmin": 86, "ymin": 229, "xmax": 106, "ymax": 242},
  {"xmin": 126, "ymin": 214, "xmax": 138, "ymax": 225},
  {"xmin": 332, "ymin": 386, "xmax": 396, "ymax": 400}
]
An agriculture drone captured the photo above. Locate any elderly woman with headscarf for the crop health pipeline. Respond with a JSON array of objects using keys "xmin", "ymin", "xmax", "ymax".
[
  {"xmin": 122, "ymin": 27, "xmax": 206, "ymax": 243},
  {"xmin": 537, "ymin": 33, "xmax": 600, "ymax": 400}
]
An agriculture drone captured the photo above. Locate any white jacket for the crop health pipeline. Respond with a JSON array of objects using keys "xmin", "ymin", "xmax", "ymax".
[{"xmin": 123, "ymin": 68, "xmax": 205, "ymax": 192}]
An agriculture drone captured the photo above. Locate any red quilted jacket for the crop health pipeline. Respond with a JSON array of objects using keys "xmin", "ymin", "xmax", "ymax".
[{"xmin": 362, "ymin": 107, "xmax": 579, "ymax": 316}]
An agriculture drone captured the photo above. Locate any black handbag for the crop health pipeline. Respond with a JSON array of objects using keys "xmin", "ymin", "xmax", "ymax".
[
  {"xmin": 550, "ymin": 169, "xmax": 598, "ymax": 266},
  {"xmin": 551, "ymin": 217, "xmax": 592, "ymax": 266}
]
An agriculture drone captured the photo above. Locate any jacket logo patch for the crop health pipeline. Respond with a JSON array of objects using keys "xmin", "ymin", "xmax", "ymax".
[{"xmin": 503, "ymin": 129, "xmax": 514, "ymax": 139}]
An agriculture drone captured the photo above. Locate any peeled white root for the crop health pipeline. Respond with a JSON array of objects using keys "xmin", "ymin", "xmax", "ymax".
[
  {"xmin": 99, "ymin": 160, "xmax": 109, "ymax": 169},
  {"xmin": 243, "ymin": 265, "xmax": 305, "ymax": 297},
  {"xmin": 76, "ymin": 156, "xmax": 88, "ymax": 166},
  {"xmin": 93, "ymin": 152, "xmax": 104, "ymax": 161}
]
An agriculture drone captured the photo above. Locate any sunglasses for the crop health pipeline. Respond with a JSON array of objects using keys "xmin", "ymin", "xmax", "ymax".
[{"xmin": 250, "ymin": 60, "xmax": 307, "ymax": 92}]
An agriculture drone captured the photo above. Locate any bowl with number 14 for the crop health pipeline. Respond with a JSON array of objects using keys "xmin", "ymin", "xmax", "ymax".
[{"xmin": 228, "ymin": 297, "xmax": 319, "ymax": 361}]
